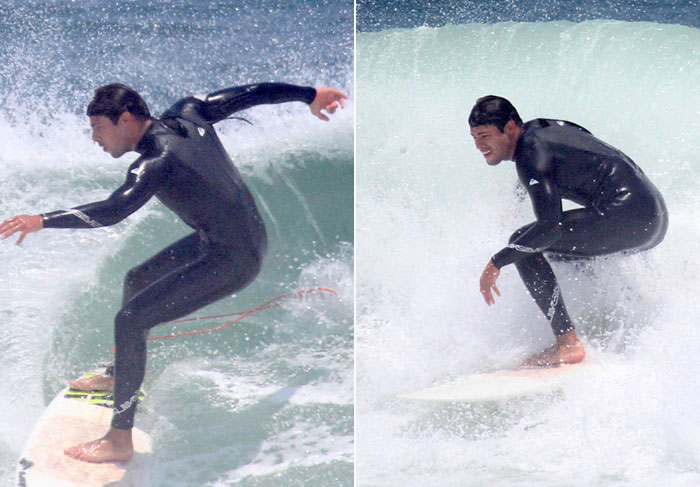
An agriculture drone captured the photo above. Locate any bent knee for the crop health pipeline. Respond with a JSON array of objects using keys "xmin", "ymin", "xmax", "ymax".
[
  {"xmin": 114, "ymin": 306, "xmax": 152, "ymax": 340},
  {"xmin": 123, "ymin": 264, "xmax": 152, "ymax": 291}
]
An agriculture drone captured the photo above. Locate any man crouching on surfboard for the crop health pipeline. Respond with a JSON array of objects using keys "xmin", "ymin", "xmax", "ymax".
[
  {"xmin": 469, "ymin": 96, "xmax": 668, "ymax": 367},
  {"xmin": 0, "ymin": 82, "xmax": 346, "ymax": 463}
]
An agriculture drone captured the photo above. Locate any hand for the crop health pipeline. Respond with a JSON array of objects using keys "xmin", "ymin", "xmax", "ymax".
[
  {"xmin": 479, "ymin": 259, "xmax": 501, "ymax": 306},
  {"xmin": 0, "ymin": 214, "xmax": 43, "ymax": 245},
  {"xmin": 309, "ymin": 87, "xmax": 347, "ymax": 121}
]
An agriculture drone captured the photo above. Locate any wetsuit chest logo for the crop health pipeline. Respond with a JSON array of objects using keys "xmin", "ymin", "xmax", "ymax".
[
  {"xmin": 198, "ymin": 127, "xmax": 206, "ymax": 137},
  {"xmin": 529, "ymin": 178, "xmax": 540, "ymax": 186}
]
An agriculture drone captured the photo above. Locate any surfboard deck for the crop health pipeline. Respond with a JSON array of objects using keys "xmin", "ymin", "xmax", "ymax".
[
  {"xmin": 17, "ymin": 371, "xmax": 151, "ymax": 487},
  {"xmin": 396, "ymin": 361, "xmax": 600, "ymax": 403}
]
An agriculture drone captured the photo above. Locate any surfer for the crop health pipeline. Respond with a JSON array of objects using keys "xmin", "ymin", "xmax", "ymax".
[
  {"xmin": 469, "ymin": 95, "xmax": 667, "ymax": 367},
  {"xmin": 0, "ymin": 82, "xmax": 346, "ymax": 463}
]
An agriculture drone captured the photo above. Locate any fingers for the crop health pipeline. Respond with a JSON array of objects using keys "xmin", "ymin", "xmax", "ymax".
[
  {"xmin": 480, "ymin": 286, "xmax": 492, "ymax": 305},
  {"xmin": 326, "ymin": 91, "xmax": 347, "ymax": 110},
  {"xmin": 312, "ymin": 108, "xmax": 330, "ymax": 122},
  {"xmin": 479, "ymin": 259, "xmax": 501, "ymax": 306},
  {"xmin": 310, "ymin": 88, "xmax": 347, "ymax": 121},
  {"xmin": 1, "ymin": 215, "xmax": 41, "ymax": 245},
  {"xmin": 325, "ymin": 102, "xmax": 338, "ymax": 114},
  {"xmin": 15, "ymin": 231, "xmax": 27, "ymax": 246},
  {"xmin": 322, "ymin": 88, "xmax": 347, "ymax": 103},
  {"xmin": 0, "ymin": 217, "xmax": 13, "ymax": 232},
  {"xmin": 480, "ymin": 283, "xmax": 500, "ymax": 306},
  {"xmin": 0, "ymin": 218, "xmax": 21, "ymax": 240}
]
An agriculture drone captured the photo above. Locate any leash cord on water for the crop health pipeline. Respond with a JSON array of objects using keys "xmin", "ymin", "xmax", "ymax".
[{"xmin": 145, "ymin": 286, "xmax": 339, "ymax": 343}]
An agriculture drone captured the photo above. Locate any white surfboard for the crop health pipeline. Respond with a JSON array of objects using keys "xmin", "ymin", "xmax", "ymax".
[
  {"xmin": 16, "ymin": 372, "xmax": 151, "ymax": 487},
  {"xmin": 396, "ymin": 362, "xmax": 600, "ymax": 403}
]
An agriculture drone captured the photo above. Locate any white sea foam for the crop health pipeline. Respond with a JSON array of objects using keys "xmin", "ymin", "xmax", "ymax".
[
  {"xmin": 0, "ymin": 101, "xmax": 353, "ymax": 486},
  {"xmin": 357, "ymin": 19, "xmax": 700, "ymax": 487}
]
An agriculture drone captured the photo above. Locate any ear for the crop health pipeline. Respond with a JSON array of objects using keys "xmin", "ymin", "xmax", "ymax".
[
  {"xmin": 504, "ymin": 119, "xmax": 517, "ymax": 135},
  {"xmin": 118, "ymin": 111, "xmax": 135, "ymax": 125}
]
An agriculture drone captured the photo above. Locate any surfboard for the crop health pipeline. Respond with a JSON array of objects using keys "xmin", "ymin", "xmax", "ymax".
[
  {"xmin": 16, "ymin": 370, "xmax": 151, "ymax": 487},
  {"xmin": 396, "ymin": 361, "xmax": 600, "ymax": 403}
]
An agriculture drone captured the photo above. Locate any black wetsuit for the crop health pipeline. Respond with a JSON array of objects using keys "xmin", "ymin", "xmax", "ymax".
[
  {"xmin": 41, "ymin": 82, "xmax": 317, "ymax": 429},
  {"xmin": 491, "ymin": 119, "xmax": 668, "ymax": 336}
]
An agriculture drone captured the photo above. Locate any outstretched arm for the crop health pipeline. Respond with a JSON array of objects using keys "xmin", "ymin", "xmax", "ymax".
[
  {"xmin": 2, "ymin": 156, "xmax": 162, "ymax": 245},
  {"xmin": 198, "ymin": 83, "xmax": 346, "ymax": 123},
  {"xmin": 41, "ymin": 158, "xmax": 159, "ymax": 229}
]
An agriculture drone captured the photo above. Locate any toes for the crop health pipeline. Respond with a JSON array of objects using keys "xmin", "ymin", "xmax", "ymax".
[{"xmin": 64, "ymin": 447, "xmax": 79, "ymax": 460}]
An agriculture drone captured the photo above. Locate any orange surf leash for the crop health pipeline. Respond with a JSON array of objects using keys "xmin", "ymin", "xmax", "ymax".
[{"xmin": 146, "ymin": 286, "xmax": 339, "ymax": 342}]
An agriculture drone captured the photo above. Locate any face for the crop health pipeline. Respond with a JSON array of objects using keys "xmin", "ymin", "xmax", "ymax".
[
  {"xmin": 470, "ymin": 123, "xmax": 515, "ymax": 166},
  {"xmin": 90, "ymin": 115, "xmax": 131, "ymax": 158}
]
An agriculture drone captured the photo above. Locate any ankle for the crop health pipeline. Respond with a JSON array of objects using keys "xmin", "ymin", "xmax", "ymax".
[
  {"xmin": 556, "ymin": 330, "xmax": 582, "ymax": 348},
  {"xmin": 105, "ymin": 428, "xmax": 133, "ymax": 446}
]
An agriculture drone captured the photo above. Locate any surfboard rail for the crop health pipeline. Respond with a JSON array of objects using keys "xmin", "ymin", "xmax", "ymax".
[{"xmin": 396, "ymin": 362, "xmax": 600, "ymax": 403}]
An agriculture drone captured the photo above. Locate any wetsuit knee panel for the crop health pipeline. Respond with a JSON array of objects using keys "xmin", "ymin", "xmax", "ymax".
[
  {"xmin": 114, "ymin": 306, "xmax": 153, "ymax": 342},
  {"xmin": 123, "ymin": 268, "xmax": 146, "ymax": 297}
]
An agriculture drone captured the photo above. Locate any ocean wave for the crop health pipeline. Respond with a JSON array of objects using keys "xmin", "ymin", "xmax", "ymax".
[{"xmin": 357, "ymin": 19, "xmax": 700, "ymax": 487}]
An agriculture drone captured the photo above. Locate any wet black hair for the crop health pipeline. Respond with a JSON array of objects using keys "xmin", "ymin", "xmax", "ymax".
[
  {"xmin": 87, "ymin": 83, "xmax": 151, "ymax": 124},
  {"xmin": 468, "ymin": 95, "xmax": 523, "ymax": 132}
]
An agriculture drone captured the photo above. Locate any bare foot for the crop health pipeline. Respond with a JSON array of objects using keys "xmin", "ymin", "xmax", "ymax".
[
  {"xmin": 522, "ymin": 330, "xmax": 586, "ymax": 368},
  {"xmin": 69, "ymin": 373, "xmax": 114, "ymax": 392},
  {"xmin": 64, "ymin": 428, "xmax": 133, "ymax": 464}
]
